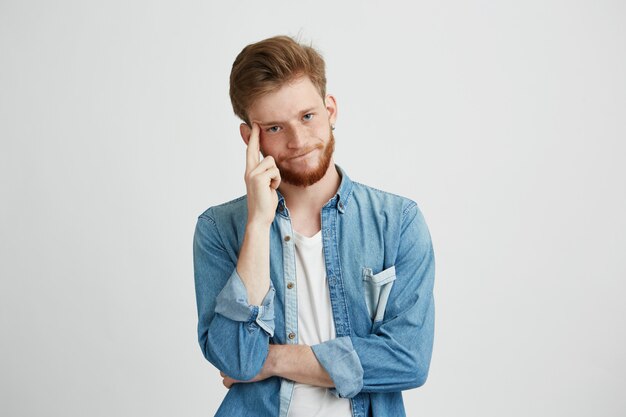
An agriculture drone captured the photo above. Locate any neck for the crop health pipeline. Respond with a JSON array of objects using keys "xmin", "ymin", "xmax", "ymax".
[{"xmin": 278, "ymin": 160, "xmax": 341, "ymax": 215}]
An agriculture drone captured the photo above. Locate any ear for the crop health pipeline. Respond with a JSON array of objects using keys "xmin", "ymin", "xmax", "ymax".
[
  {"xmin": 240, "ymin": 123, "xmax": 251, "ymax": 146},
  {"xmin": 324, "ymin": 94, "xmax": 338, "ymax": 126}
]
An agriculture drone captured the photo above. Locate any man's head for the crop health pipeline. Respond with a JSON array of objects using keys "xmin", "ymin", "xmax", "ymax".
[
  {"xmin": 229, "ymin": 35, "xmax": 337, "ymax": 187},
  {"xmin": 230, "ymin": 35, "xmax": 327, "ymax": 127}
]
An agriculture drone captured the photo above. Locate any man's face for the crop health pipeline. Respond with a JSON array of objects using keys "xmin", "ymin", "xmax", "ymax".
[{"xmin": 242, "ymin": 75, "xmax": 337, "ymax": 187}]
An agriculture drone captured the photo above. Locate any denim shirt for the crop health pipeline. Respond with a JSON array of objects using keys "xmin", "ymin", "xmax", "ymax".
[{"xmin": 193, "ymin": 165, "xmax": 435, "ymax": 417}]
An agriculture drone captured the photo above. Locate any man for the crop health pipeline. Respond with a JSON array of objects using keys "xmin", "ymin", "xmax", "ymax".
[{"xmin": 193, "ymin": 35, "xmax": 435, "ymax": 417}]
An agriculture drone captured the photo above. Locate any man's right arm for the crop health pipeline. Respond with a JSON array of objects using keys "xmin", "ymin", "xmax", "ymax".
[
  {"xmin": 193, "ymin": 213, "xmax": 275, "ymax": 381},
  {"xmin": 193, "ymin": 122, "xmax": 282, "ymax": 381}
]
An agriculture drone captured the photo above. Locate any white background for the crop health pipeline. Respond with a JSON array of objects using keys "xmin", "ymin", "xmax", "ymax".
[{"xmin": 1, "ymin": 1, "xmax": 625, "ymax": 416}]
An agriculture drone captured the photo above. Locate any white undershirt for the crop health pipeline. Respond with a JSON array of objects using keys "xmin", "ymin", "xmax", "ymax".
[{"xmin": 287, "ymin": 230, "xmax": 352, "ymax": 417}]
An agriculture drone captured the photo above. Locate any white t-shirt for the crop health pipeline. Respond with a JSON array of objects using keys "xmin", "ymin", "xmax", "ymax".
[{"xmin": 287, "ymin": 230, "xmax": 352, "ymax": 417}]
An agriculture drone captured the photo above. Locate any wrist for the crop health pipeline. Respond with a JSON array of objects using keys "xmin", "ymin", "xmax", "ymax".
[
  {"xmin": 246, "ymin": 218, "xmax": 272, "ymax": 231},
  {"xmin": 265, "ymin": 344, "xmax": 281, "ymax": 377}
]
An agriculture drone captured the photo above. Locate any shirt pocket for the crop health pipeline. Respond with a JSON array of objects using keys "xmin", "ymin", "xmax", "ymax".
[{"xmin": 362, "ymin": 265, "xmax": 396, "ymax": 322}]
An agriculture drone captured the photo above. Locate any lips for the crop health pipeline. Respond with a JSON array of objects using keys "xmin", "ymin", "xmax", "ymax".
[{"xmin": 289, "ymin": 148, "xmax": 317, "ymax": 160}]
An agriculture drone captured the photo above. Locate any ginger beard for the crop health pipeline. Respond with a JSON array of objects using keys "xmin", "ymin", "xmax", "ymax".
[{"xmin": 270, "ymin": 127, "xmax": 335, "ymax": 187}]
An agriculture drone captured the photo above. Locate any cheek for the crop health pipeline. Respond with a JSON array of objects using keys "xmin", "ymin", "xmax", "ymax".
[
  {"xmin": 307, "ymin": 125, "xmax": 318, "ymax": 133},
  {"xmin": 312, "ymin": 126, "xmax": 329, "ymax": 141},
  {"xmin": 257, "ymin": 135, "xmax": 268, "ymax": 153},
  {"xmin": 258, "ymin": 139, "xmax": 273, "ymax": 158}
]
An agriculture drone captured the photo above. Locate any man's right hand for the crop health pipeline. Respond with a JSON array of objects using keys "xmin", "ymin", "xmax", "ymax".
[
  {"xmin": 236, "ymin": 122, "xmax": 278, "ymax": 305},
  {"xmin": 244, "ymin": 122, "xmax": 282, "ymax": 226}
]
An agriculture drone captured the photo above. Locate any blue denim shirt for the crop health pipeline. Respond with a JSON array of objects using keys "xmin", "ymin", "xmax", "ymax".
[{"xmin": 193, "ymin": 165, "xmax": 435, "ymax": 417}]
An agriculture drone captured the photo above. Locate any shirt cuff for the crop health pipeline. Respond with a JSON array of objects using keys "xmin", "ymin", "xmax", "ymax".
[
  {"xmin": 311, "ymin": 336, "xmax": 364, "ymax": 398},
  {"xmin": 214, "ymin": 268, "xmax": 276, "ymax": 336}
]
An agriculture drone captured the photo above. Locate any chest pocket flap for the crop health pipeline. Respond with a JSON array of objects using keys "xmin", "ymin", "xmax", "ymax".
[{"xmin": 362, "ymin": 265, "xmax": 396, "ymax": 322}]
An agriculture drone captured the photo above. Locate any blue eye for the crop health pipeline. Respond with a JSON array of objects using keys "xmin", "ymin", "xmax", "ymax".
[
  {"xmin": 303, "ymin": 113, "xmax": 314, "ymax": 121},
  {"xmin": 267, "ymin": 126, "xmax": 281, "ymax": 133}
]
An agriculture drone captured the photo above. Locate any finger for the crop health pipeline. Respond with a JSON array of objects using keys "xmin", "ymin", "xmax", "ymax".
[
  {"xmin": 269, "ymin": 166, "xmax": 281, "ymax": 190},
  {"xmin": 250, "ymin": 155, "xmax": 277, "ymax": 176},
  {"xmin": 255, "ymin": 166, "xmax": 281, "ymax": 187},
  {"xmin": 245, "ymin": 123, "xmax": 261, "ymax": 173},
  {"xmin": 270, "ymin": 175, "xmax": 281, "ymax": 190},
  {"xmin": 220, "ymin": 371, "xmax": 226, "ymax": 377},
  {"xmin": 224, "ymin": 377, "xmax": 236, "ymax": 388}
]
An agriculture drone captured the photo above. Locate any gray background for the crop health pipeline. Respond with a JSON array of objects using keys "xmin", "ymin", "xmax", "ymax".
[{"xmin": 1, "ymin": 1, "xmax": 625, "ymax": 416}]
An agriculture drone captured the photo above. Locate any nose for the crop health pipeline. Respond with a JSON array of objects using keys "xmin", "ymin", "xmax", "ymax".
[{"xmin": 286, "ymin": 124, "xmax": 307, "ymax": 149}]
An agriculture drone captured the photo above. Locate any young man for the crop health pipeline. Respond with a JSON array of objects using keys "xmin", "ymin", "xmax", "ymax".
[{"xmin": 193, "ymin": 35, "xmax": 435, "ymax": 417}]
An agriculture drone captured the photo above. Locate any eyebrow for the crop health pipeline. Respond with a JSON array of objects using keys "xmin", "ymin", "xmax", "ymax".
[{"xmin": 256, "ymin": 107, "xmax": 317, "ymax": 126}]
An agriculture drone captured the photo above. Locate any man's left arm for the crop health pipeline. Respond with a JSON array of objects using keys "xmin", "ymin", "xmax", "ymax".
[
  {"xmin": 310, "ymin": 202, "xmax": 435, "ymax": 398},
  {"xmin": 221, "ymin": 344, "xmax": 335, "ymax": 389}
]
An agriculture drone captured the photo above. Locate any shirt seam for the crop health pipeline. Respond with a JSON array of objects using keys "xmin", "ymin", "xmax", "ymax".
[
  {"xmin": 352, "ymin": 180, "xmax": 414, "ymax": 202},
  {"xmin": 401, "ymin": 201, "xmax": 418, "ymax": 219}
]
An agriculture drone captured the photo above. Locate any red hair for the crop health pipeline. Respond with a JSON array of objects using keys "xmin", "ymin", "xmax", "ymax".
[{"xmin": 229, "ymin": 35, "xmax": 327, "ymax": 126}]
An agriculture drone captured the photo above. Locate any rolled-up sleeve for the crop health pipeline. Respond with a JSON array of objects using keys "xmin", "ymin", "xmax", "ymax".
[
  {"xmin": 215, "ymin": 268, "xmax": 276, "ymax": 336},
  {"xmin": 311, "ymin": 336, "xmax": 363, "ymax": 398},
  {"xmin": 193, "ymin": 213, "xmax": 275, "ymax": 381},
  {"xmin": 311, "ymin": 202, "xmax": 435, "ymax": 396}
]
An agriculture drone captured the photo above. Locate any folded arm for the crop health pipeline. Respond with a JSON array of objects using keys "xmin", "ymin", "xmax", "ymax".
[
  {"xmin": 312, "ymin": 202, "xmax": 436, "ymax": 397},
  {"xmin": 193, "ymin": 213, "xmax": 275, "ymax": 381},
  {"xmin": 221, "ymin": 344, "xmax": 334, "ymax": 389},
  {"xmin": 221, "ymin": 203, "xmax": 436, "ymax": 398}
]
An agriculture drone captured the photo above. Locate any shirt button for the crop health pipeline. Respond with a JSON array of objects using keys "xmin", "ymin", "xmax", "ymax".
[
  {"xmin": 287, "ymin": 282, "xmax": 294, "ymax": 289},
  {"xmin": 278, "ymin": 202, "xmax": 284, "ymax": 212},
  {"xmin": 284, "ymin": 235, "xmax": 291, "ymax": 242},
  {"xmin": 338, "ymin": 202, "xmax": 344, "ymax": 210},
  {"xmin": 288, "ymin": 332, "xmax": 296, "ymax": 340}
]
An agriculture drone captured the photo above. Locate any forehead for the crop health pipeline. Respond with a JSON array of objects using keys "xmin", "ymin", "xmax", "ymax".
[{"xmin": 249, "ymin": 76, "xmax": 323, "ymax": 124}]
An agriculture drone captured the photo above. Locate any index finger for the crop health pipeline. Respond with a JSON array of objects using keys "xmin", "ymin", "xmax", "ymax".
[{"xmin": 245, "ymin": 122, "xmax": 261, "ymax": 172}]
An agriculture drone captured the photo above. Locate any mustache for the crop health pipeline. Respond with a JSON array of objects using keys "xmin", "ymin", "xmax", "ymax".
[{"xmin": 281, "ymin": 143, "xmax": 324, "ymax": 161}]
